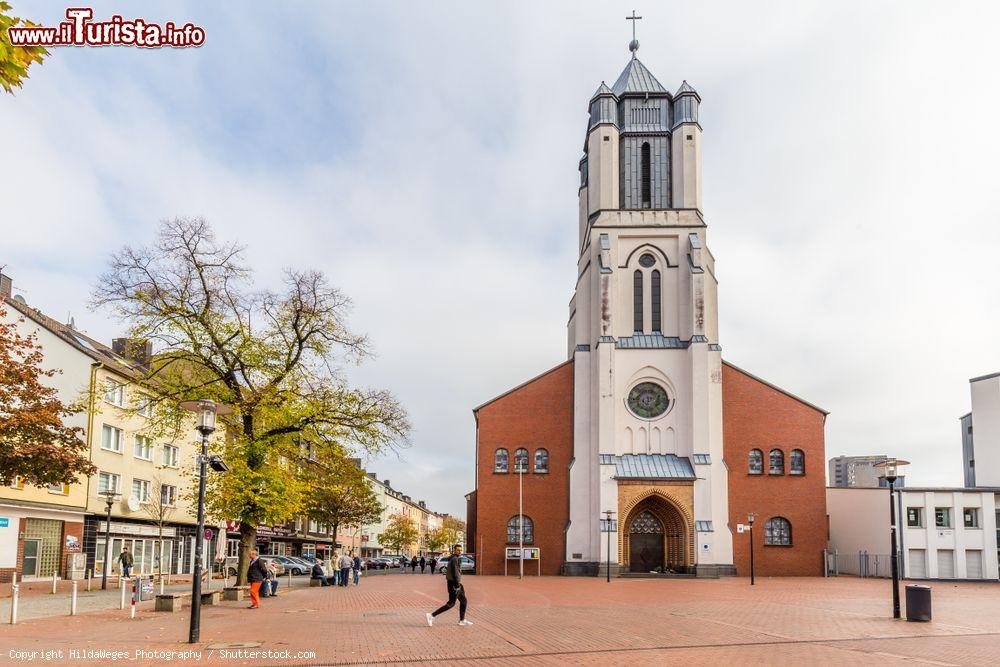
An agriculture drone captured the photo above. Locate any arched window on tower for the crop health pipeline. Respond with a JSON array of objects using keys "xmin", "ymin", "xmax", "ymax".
[
  {"xmin": 494, "ymin": 449, "xmax": 509, "ymax": 473},
  {"xmin": 651, "ymin": 269, "xmax": 661, "ymax": 333},
  {"xmin": 507, "ymin": 515, "xmax": 534, "ymax": 544},
  {"xmin": 514, "ymin": 448, "xmax": 529, "ymax": 473},
  {"xmin": 641, "ymin": 142, "xmax": 652, "ymax": 208},
  {"xmin": 633, "ymin": 270, "xmax": 643, "ymax": 333}
]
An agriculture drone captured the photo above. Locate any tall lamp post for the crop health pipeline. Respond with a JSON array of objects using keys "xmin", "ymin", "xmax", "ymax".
[
  {"xmin": 604, "ymin": 509, "xmax": 616, "ymax": 583},
  {"xmin": 99, "ymin": 489, "xmax": 120, "ymax": 590},
  {"xmin": 180, "ymin": 399, "xmax": 232, "ymax": 644},
  {"xmin": 747, "ymin": 512, "xmax": 756, "ymax": 586},
  {"xmin": 874, "ymin": 458, "xmax": 909, "ymax": 619}
]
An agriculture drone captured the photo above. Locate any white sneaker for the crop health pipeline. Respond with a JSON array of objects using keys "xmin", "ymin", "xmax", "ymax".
[
  {"xmin": 426, "ymin": 613, "xmax": 434, "ymax": 627},
  {"xmin": 458, "ymin": 619, "xmax": 473, "ymax": 626}
]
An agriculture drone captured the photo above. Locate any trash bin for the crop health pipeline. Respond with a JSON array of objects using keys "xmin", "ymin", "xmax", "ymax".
[{"xmin": 905, "ymin": 584, "xmax": 931, "ymax": 621}]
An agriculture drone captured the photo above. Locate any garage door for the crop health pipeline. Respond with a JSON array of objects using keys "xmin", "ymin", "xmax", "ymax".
[
  {"xmin": 908, "ymin": 549, "xmax": 926, "ymax": 578},
  {"xmin": 937, "ymin": 549, "xmax": 955, "ymax": 578},
  {"xmin": 965, "ymin": 550, "xmax": 983, "ymax": 579}
]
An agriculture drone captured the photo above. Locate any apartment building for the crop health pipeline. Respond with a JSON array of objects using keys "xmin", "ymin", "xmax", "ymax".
[
  {"xmin": 828, "ymin": 455, "xmax": 905, "ymax": 488},
  {"xmin": 1, "ymin": 277, "xmax": 207, "ymax": 581}
]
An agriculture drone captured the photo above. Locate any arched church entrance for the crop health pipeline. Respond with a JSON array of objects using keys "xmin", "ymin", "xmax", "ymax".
[{"xmin": 624, "ymin": 495, "xmax": 690, "ymax": 573}]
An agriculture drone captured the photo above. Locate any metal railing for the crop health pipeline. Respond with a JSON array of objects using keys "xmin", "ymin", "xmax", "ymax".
[{"xmin": 824, "ymin": 550, "xmax": 892, "ymax": 578}]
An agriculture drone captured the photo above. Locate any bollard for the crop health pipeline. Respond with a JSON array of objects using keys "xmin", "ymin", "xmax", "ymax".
[
  {"xmin": 11, "ymin": 572, "xmax": 16, "ymax": 587},
  {"xmin": 10, "ymin": 583, "xmax": 18, "ymax": 625},
  {"xmin": 287, "ymin": 570, "xmax": 292, "ymax": 591},
  {"xmin": 87, "ymin": 569, "xmax": 92, "ymax": 592},
  {"xmin": 130, "ymin": 578, "xmax": 136, "ymax": 619},
  {"xmin": 159, "ymin": 574, "xmax": 165, "ymax": 595},
  {"xmin": 119, "ymin": 580, "xmax": 127, "ymax": 610},
  {"xmin": 51, "ymin": 570, "xmax": 58, "ymax": 594},
  {"xmin": 71, "ymin": 581, "xmax": 78, "ymax": 616}
]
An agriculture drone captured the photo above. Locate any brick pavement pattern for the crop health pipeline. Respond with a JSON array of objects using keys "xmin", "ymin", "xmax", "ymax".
[{"xmin": 2, "ymin": 574, "xmax": 999, "ymax": 666}]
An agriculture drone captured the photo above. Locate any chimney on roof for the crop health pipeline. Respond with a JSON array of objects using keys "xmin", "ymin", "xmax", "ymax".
[
  {"xmin": 419, "ymin": 501, "xmax": 426, "ymax": 508},
  {"xmin": 0, "ymin": 272, "xmax": 12, "ymax": 299},
  {"xmin": 112, "ymin": 338, "xmax": 153, "ymax": 370},
  {"xmin": 367, "ymin": 472, "xmax": 377, "ymax": 480},
  {"xmin": 383, "ymin": 480, "xmax": 390, "ymax": 487}
]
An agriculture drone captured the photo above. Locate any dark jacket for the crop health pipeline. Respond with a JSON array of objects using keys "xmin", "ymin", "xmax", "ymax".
[
  {"xmin": 445, "ymin": 556, "xmax": 462, "ymax": 585},
  {"xmin": 247, "ymin": 558, "xmax": 268, "ymax": 583},
  {"xmin": 353, "ymin": 556, "xmax": 361, "ymax": 570},
  {"xmin": 119, "ymin": 551, "xmax": 134, "ymax": 567},
  {"xmin": 311, "ymin": 563, "xmax": 325, "ymax": 579}
]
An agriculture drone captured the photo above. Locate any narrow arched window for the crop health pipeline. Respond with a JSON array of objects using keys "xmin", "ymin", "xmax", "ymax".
[
  {"xmin": 748, "ymin": 449, "xmax": 763, "ymax": 475},
  {"xmin": 651, "ymin": 270, "xmax": 661, "ymax": 333},
  {"xmin": 790, "ymin": 449, "xmax": 805, "ymax": 475},
  {"xmin": 769, "ymin": 449, "xmax": 784, "ymax": 475},
  {"xmin": 641, "ymin": 142, "xmax": 651, "ymax": 208},
  {"xmin": 764, "ymin": 517, "xmax": 792, "ymax": 545},
  {"xmin": 494, "ymin": 448, "xmax": 509, "ymax": 473},
  {"xmin": 633, "ymin": 270, "xmax": 643, "ymax": 333},
  {"xmin": 507, "ymin": 515, "xmax": 534, "ymax": 544},
  {"xmin": 534, "ymin": 448, "xmax": 549, "ymax": 473},
  {"xmin": 514, "ymin": 448, "xmax": 529, "ymax": 473}
]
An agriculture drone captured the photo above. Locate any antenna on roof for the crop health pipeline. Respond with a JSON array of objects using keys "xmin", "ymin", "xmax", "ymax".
[{"xmin": 66, "ymin": 314, "xmax": 76, "ymax": 329}]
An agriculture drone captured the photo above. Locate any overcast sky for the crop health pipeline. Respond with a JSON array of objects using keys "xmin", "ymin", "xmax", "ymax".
[{"xmin": 4, "ymin": 2, "xmax": 1000, "ymax": 515}]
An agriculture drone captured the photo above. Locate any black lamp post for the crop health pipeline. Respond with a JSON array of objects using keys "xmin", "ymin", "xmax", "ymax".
[
  {"xmin": 747, "ymin": 512, "xmax": 756, "ymax": 586},
  {"xmin": 179, "ymin": 399, "xmax": 232, "ymax": 644},
  {"xmin": 604, "ymin": 510, "xmax": 616, "ymax": 583},
  {"xmin": 100, "ymin": 489, "xmax": 119, "ymax": 590},
  {"xmin": 874, "ymin": 458, "xmax": 909, "ymax": 619}
]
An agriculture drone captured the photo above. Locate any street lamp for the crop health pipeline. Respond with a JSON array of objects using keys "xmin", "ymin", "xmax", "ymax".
[
  {"xmin": 99, "ymin": 488, "xmax": 120, "ymax": 590},
  {"xmin": 604, "ymin": 509, "xmax": 616, "ymax": 583},
  {"xmin": 874, "ymin": 458, "xmax": 909, "ymax": 619},
  {"xmin": 747, "ymin": 512, "xmax": 756, "ymax": 586},
  {"xmin": 179, "ymin": 399, "xmax": 232, "ymax": 644}
]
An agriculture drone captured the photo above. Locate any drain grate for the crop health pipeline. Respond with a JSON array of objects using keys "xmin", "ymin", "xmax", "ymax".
[
  {"xmin": 284, "ymin": 608, "xmax": 318, "ymax": 613},
  {"xmin": 205, "ymin": 641, "xmax": 263, "ymax": 649},
  {"xmin": 364, "ymin": 611, "xmax": 400, "ymax": 617}
]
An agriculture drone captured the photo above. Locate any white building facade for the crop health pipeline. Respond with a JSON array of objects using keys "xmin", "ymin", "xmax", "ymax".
[{"xmin": 827, "ymin": 487, "xmax": 1000, "ymax": 580}]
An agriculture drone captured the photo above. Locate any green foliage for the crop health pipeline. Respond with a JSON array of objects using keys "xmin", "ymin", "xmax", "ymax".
[
  {"xmin": 0, "ymin": 2, "xmax": 49, "ymax": 94},
  {"xmin": 303, "ymin": 448, "xmax": 383, "ymax": 542},
  {"xmin": 425, "ymin": 525, "xmax": 458, "ymax": 554},
  {"xmin": 379, "ymin": 514, "xmax": 419, "ymax": 555},
  {"xmin": 92, "ymin": 217, "xmax": 410, "ymax": 582}
]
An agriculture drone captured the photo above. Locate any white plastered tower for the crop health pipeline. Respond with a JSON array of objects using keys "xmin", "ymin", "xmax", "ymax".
[{"xmin": 563, "ymin": 45, "xmax": 733, "ymax": 576}]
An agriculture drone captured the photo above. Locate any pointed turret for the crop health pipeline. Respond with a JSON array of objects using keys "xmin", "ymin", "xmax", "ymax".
[
  {"xmin": 671, "ymin": 81, "xmax": 702, "ymax": 210},
  {"xmin": 611, "ymin": 57, "xmax": 668, "ymax": 97}
]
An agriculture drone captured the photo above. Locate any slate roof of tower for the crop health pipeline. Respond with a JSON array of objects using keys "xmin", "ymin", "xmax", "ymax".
[
  {"xmin": 599, "ymin": 454, "xmax": 697, "ymax": 480},
  {"xmin": 590, "ymin": 81, "xmax": 614, "ymax": 100},
  {"xmin": 611, "ymin": 57, "xmax": 668, "ymax": 96},
  {"xmin": 675, "ymin": 80, "xmax": 697, "ymax": 95}
]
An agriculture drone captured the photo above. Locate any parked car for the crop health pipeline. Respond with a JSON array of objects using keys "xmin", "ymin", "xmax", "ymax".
[
  {"xmin": 363, "ymin": 558, "xmax": 384, "ymax": 570},
  {"xmin": 259, "ymin": 556, "xmax": 287, "ymax": 575},
  {"xmin": 437, "ymin": 556, "xmax": 476, "ymax": 574},
  {"xmin": 271, "ymin": 555, "xmax": 309, "ymax": 575},
  {"xmin": 297, "ymin": 554, "xmax": 319, "ymax": 564},
  {"xmin": 380, "ymin": 554, "xmax": 405, "ymax": 568}
]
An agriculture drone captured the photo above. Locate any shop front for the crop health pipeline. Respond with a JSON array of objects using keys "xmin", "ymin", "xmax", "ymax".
[{"xmin": 84, "ymin": 516, "xmax": 200, "ymax": 577}]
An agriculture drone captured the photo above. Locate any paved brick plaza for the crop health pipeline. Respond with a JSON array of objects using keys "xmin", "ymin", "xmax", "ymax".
[{"xmin": 2, "ymin": 573, "xmax": 999, "ymax": 665}]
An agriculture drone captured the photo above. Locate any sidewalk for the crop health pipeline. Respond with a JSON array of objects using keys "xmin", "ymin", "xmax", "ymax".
[{"xmin": 1, "ymin": 574, "xmax": 316, "ymax": 624}]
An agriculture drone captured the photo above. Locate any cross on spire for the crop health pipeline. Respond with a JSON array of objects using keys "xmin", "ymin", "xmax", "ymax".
[{"xmin": 626, "ymin": 10, "xmax": 642, "ymax": 56}]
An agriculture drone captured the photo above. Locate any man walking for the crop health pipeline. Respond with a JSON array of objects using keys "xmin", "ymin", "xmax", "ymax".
[
  {"xmin": 352, "ymin": 553, "xmax": 362, "ymax": 585},
  {"xmin": 426, "ymin": 544, "xmax": 471, "ymax": 627},
  {"xmin": 246, "ymin": 551, "xmax": 268, "ymax": 609},
  {"xmin": 118, "ymin": 548, "xmax": 134, "ymax": 578},
  {"xmin": 419, "ymin": 555, "xmax": 426, "ymax": 574}
]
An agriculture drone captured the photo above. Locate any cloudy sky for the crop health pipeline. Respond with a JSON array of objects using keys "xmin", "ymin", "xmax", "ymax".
[{"xmin": 4, "ymin": 2, "xmax": 1000, "ymax": 514}]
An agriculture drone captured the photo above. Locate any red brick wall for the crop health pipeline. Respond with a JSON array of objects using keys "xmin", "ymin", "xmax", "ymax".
[
  {"xmin": 473, "ymin": 360, "xmax": 573, "ymax": 576},
  {"xmin": 723, "ymin": 362, "xmax": 827, "ymax": 576}
]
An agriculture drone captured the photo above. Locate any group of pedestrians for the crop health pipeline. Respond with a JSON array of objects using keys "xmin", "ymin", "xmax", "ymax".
[
  {"xmin": 310, "ymin": 551, "xmax": 363, "ymax": 587},
  {"xmin": 402, "ymin": 555, "xmax": 438, "ymax": 573}
]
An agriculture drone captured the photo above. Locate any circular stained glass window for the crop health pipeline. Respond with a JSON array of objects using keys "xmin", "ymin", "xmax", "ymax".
[
  {"xmin": 627, "ymin": 382, "xmax": 670, "ymax": 419},
  {"xmin": 638, "ymin": 253, "xmax": 656, "ymax": 268}
]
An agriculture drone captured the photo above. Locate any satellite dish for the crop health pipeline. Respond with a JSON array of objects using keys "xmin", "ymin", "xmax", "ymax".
[
  {"xmin": 12, "ymin": 294, "xmax": 26, "ymax": 305},
  {"xmin": 126, "ymin": 496, "xmax": 142, "ymax": 512}
]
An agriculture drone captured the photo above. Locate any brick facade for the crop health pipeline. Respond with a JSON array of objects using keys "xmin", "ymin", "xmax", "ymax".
[
  {"xmin": 722, "ymin": 362, "xmax": 828, "ymax": 576},
  {"xmin": 472, "ymin": 361, "xmax": 573, "ymax": 576}
]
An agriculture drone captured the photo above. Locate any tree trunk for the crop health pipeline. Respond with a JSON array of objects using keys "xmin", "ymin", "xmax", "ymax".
[
  {"xmin": 332, "ymin": 523, "xmax": 339, "ymax": 554},
  {"xmin": 237, "ymin": 523, "xmax": 256, "ymax": 586}
]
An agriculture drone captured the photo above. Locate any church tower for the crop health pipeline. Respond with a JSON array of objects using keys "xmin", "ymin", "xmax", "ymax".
[{"xmin": 565, "ymin": 36, "xmax": 733, "ymax": 576}]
